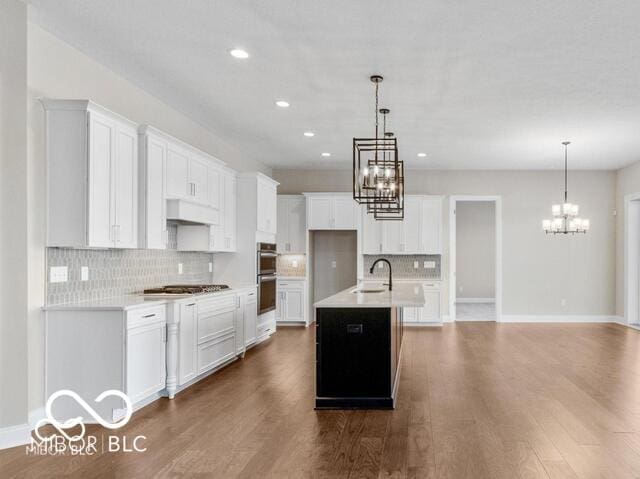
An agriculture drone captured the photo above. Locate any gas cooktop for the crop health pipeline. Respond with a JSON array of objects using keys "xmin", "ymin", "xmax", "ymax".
[{"xmin": 143, "ymin": 284, "xmax": 230, "ymax": 295}]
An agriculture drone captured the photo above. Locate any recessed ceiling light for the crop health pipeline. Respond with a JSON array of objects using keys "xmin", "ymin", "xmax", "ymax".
[
  {"xmin": 230, "ymin": 49, "xmax": 249, "ymax": 59},
  {"xmin": 304, "ymin": 132, "xmax": 315, "ymax": 137},
  {"xmin": 321, "ymin": 152, "xmax": 331, "ymax": 157},
  {"xmin": 275, "ymin": 100, "xmax": 290, "ymax": 108},
  {"xmin": 417, "ymin": 152, "xmax": 427, "ymax": 157}
]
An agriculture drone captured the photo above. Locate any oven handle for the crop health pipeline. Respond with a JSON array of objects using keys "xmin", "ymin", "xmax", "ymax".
[
  {"xmin": 259, "ymin": 275, "xmax": 277, "ymax": 282},
  {"xmin": 258, "ymin": 252, "xmax": 278, "ymax": 258}
]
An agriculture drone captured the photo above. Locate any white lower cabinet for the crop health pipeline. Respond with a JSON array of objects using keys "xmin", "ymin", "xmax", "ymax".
[
  {"xmin": 400, "ymin": 281, "xmax": 442, "ymax": 324},
  {"xmin": 45, "ymin": 303, "xmax": 167, "ymax": 422},
  {"xmin": 167, "ymin": 288, "xmax": 258, "ymax": 397},
  {"xmin": 126, "ymin": 307, "xmax": 167, "ymax": 404},
  {"xmin": 276, "ymin": 279, "xmax": 308, "ymax": 325},
  {"xmin": 243, "ymin": 289, "xmax": 258, "ymax": 347}
]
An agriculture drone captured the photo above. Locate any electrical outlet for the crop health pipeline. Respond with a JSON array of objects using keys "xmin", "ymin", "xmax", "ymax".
[
  {"xmin": 561, "ymin": 298, "xmax": 566, "ymax": 307},
  {"xmin": 178, "ymin": 263, "xmax": 183, "ymax": 274},
  {"xmin": 81, "ymin": 266, "xmax": 89, "ymax": 281},
  {"xmin": 50, "ymin": 266, "xmax": 68, "ymax": 283},
  {"xmin": 331, "ymin": 261, "xmax": 337, "ymax": 269},
  {"xmin": 378, "ymin": 262, "xmax": 384, "ymax": 269},
  {"xmin": 413, "ymin": 261, "xmax": 419, "ymax": 269},
  {"xmin": 424, "ymin": 261, "xmax": 436, "ymax": 269},
  {"xmin": 459, "ymin": 286, "xmax": 464, "ymax": 292},
  {"xmin": 292, "ymin": 260, "xmax": 299, "ymax": 268},
  {"xmin": 208, "ymin": 262, "xmax": 213, "ymax": 273}
]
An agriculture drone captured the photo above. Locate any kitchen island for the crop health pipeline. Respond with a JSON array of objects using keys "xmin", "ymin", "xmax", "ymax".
[{"xmin": 314, "ymin": 283, "xmax": 425, "ymax": 409}]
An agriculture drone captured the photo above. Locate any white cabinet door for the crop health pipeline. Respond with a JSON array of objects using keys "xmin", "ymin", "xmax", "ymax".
[
  {"xmin": 332, "ymin": 197, "xmax": 357, "ymax": 229},
  {"xmin": 113, "ymin": 126, "xmax": 138, "ymax": 248},
  {"xmin": 235, "ymin": 295, "xmax": 245, "ymax": 355},
  {"xmin": 208, "ymin": 167, "xmax": 221, "ymax": 210},
  {"xmin": 275, "ymin": 291, "xmax": 284, "ymax": 322},
  {"xmin": 257, "ymin": 181, "xmax": 277, "ymax": 234},
  {"xmin": 178, "ymin": 302, "xmax": 197, "ymax": 385},
  {"xmin": 166, "ymin": 145, "xmax": 190, "ymax": 199},
  {"xmin": 383, "ymin": 221, "xmax": 403, "ymax": 254},
  {"xmin": 421, "ymin": 198, "xmax": 442, "ymax": 254},
  {"xmin": 362, "ymin": 208, "xmax": 383, "ymax": 254},
  {"xmin": 403, "ymin": 197, "xmax": 422, "ymax": 254},
  {"xmin": 307, "ymin": 197, "xmax": 332, "ymax": 229},
  {"xmin": 189, "ymin": 155, "xmax": 209, "ymax": 204},
  {"xmin": 126, "ymin": 321, "xmax": 166, "ymax": 404},
  {"xmin": 244, "ymin": 292, "xmax": 257, "ymax": 346},
  {"xmin": 223, "ymin": 173, "xmax": 237, "ymax": 251},
  {"xmin": 143, "ymin": 135, "xmax": 167, "ymax": 249},
  {"xmin": 420, "ymin": 289, "xmax": 441, "ymax": 322},
  {"xmin": 287, "ymin": 197, "xmax": 306, "ymax": 253},
  {"xmin": 284, "ymin": 290, "xmax": 304, "ymax": 322},
  {"xmin": 88, "ymin": 112, "xmax": 115, "ymax": 248},
  {"xmin": 403, "ymin": 307, "xmax": 419, "ymax": 323},
  {"xmin": 276, "ymin": 198, "xmax": 289, "ymax": 253}
]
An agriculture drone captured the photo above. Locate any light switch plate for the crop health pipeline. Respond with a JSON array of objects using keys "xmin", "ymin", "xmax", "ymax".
[
  {"xmin": 378, "ymin": 263, "xmax": 384, "ymax": 268},
  {"xmin": 424, "ymin": 261, "xmax": 436, "ymax": 269},
  {"xmin": 208, "ymin": 262, "xmax": 213, "ymax": 273},
  {"xmin": 331, "ymin": 261, "xmax": 337, "ymax": 269},
  {"xmin": 50, "ymin": 266, "xmax": 68, "ymax": 283},
  {"xmin": 81, "ymin": 266, "xmax": 89, "ymax": 281},
  {"xmin": 413, "ymin": 261, "xmax": 419, "ymax": 269},
  {"xmin": 178, "ymin": 263, "xmax": 183, "ymax": 274}
]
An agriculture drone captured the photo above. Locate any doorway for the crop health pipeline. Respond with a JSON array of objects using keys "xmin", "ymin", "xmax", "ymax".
[
  {"xmin": 449, "ymin": 196, "xmax": 502, "ymax": 321},
  {"xmin": 625, "ymin": 193, "xmax": 640, "ymax": 326}
]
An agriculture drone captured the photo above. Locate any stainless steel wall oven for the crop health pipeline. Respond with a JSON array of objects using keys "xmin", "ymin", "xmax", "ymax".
[{"xmin": 257, "ymin": 242, "xmax": 277, "ymax": 314}]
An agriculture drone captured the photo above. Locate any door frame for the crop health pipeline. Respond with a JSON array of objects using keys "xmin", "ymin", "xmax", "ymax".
[
  {"xmin": 624, "ymin": 192, "xmax": 640, "ymax": 325},
  {"xmin": 449, "ymin": 195, "xmax": 503, "ymax": 321}
]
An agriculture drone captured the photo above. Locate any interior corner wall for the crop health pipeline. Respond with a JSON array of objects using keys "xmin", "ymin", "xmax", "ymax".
[
  {"xmin": 455, "ymin": 201, "xmax": 495, "ymax": 300},
  {"xmin": 26, "ymin": 23, "xmax": 272, "ymax": 417},
  {"xmin": 615, "ymin": 160, "xmax": 640, "ymax": 318},
  {"xmin": 273, "ymin": 168, "xmax": 617, "ymax": 317},
  {"xmin": 0, "ymin": 0, "xmax": 30, "ymax": 433}
]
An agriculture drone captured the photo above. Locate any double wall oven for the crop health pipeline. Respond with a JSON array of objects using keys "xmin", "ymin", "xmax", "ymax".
[{"xmin": 257, "ymin": 242, "xmax": 277, "ymax": 315}]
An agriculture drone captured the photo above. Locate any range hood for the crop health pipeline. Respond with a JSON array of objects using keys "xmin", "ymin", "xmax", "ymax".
[{"xmin": 166, "ymin": 199, "xmax": 220, "ymax": 225}]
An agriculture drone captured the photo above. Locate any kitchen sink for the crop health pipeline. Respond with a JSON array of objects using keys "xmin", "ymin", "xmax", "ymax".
[{"xmin": 351, "ymin": 288, "xmax": 386, "ymax": 294}]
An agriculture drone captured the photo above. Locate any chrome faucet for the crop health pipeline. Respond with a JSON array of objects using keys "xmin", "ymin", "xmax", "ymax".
[{"xmin": 369, "ymin": 258, "xmax": 392, "ymax": 291}]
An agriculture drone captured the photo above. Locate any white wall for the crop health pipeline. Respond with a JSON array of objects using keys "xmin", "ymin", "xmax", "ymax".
[
  {"xmin": 0, "ymin": 0, "xmax": 30, "ymax": 440},
  {"xmin": 274, "ymin": 168, "xmax": 617, "ymax": 317},
  {"xmin": 615, "ymin": 160, "xmax": 640, "ymax": 318},
  {"xmin": 456, "ymin": 201, "xmax": 495, "ymax": 300},
  {"xmin": 26, "ymin": 24, "xmax": 272, "ymax": 416}
]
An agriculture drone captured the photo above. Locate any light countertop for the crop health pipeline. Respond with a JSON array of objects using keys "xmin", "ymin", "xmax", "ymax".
[
  {"xmin": 314, "ymin": 282, "xmax": 426, "ymax": 309},
  {"xmin": 43, "ymin": 284, "xmax": 258, "ymax": 311}
]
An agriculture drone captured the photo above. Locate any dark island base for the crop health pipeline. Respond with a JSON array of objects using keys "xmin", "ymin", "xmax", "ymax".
[{"xmin": 315, "ymin": 306, "xmax": 403, "ymax": 410}]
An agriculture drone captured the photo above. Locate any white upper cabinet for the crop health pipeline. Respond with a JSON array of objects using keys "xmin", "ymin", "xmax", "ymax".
[
  {"xmin": 257, "ymin": 178, "xmax": 277, "ymax": 234},
  {"xmin": 420, "ymin": 197, "xmax": 442, "ymax": 254},
  {"xmin": 166, "ymin": 144, "xmax": 190, "ymax": 199},
  {"xmin": 359, "ymin": 196, "xmax": 442, "ymax": 255},
  {"xmin": 277, "ymin": 195, "xmax": 306, "ymax": 254},
  {"xmin": 189, "ymin": 154, "xmax": 209, "ymax": 204},
  {"xmin": 305, "ymin": 193, "xmax": 359, "ymax": 230},
  {"xmin": 220, "ymin": 170, "xmax": 237, "ymax": 251},
  {"xmin": 43, "ymin": 100, "xmax": 138, "ymax": 249},
  {"xmin": 138, "ymin": 129, "xmax": 168, "ymax": 249},
  {"xmin": 208, "ymin": 167, "xmax": 221, "ymax": 210}
]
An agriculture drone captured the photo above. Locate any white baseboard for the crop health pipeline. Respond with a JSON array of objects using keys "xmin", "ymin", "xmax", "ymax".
[
  {"xmin": 456, "ymin": 298, "xmax": 495, "ymax": 304},
  {"xmin": 405, "ymin": 322, "xmax": 443, "ymax": 327},
  {"xmin": 0, "ymin": 423, "xmax": 31, "ymax": 450},
  {"xmin": 499, "ymin": 315, "xmax": 616, "ymax": 323},
  {"xmin": 29, "ymin": 407, "xmax": 45, "ymax": 428}
]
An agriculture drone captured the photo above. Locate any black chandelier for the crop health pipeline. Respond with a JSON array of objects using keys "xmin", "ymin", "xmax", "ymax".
[{"xmin": 353, "ymin": 75, "xmax": 403, "ymax": 220}]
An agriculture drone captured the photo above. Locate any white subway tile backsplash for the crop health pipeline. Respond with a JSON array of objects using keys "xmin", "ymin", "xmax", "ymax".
[{"xmin": 363, "ymin": 254, "xmax": 441, "ymax": 280}]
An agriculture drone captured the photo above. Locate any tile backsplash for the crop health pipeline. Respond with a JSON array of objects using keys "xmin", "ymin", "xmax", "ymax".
[
  {"xmin": 363, "ymin": 254, "xmax": 441, "ymax": 280},
  {"xmin": 46, "ymin": 241, "xmax": 213, "ymax": 305},
  {"xmin": 277, "ymin": 254, "xmax": 306, "ymax": 277}
]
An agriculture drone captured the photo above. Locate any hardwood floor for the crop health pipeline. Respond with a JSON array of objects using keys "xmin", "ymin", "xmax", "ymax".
[{"xmin": 3, "ymin": 322, "xmax": 640, "ymax": 478}]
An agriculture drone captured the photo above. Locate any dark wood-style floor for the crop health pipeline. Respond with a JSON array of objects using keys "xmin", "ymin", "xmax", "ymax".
[{"xmin": 3, "ymin": 323, "xmax": 640, "ymax": 478}]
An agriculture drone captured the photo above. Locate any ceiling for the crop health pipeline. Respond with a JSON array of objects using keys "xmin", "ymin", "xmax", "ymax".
[{"xmin": 28, "ymin": 0, "xmax": 640, "ymax": 170}]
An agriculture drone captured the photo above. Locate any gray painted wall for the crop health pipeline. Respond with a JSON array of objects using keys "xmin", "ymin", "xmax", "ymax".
[
  {"xmin": 311, "ymin": 231, "xmax": 357, "ymax": 303},
  {"xmin": 456, "ymin": 201, "xmax": 495, "ymax": 299},
  {"xmin": 1, "ymin": 0, "xmax": 29, "ymax": 432},
  {"xmin": 274, "ymin": 168, "xmax": 617, "ymax": 317}
]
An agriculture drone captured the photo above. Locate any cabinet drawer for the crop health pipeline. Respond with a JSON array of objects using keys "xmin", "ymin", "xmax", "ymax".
[
  {"xmin": 198, "ymin": 308, "xmax": 235, "ymax": 344},
  {"xmin": 127, "ymin": 305, "xmax": 166, "ymax": 329},
  {"xmin": 197, "ymin": 294, "xmax": 236, "ymax": 314},
  {"xmin": 257, "ymin": 322, "xmax": 273, "ymax": 338},
  {"xmin": 278, "ymin": 280, "xmax": 305, "ymax": 290},
  {"xmin": 197, "ymin": 333, "xmax": 236, "ymax": 374},
  {"xmin": 423, "ymin": 282, "xmax": 441, "ymax": 290}
]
